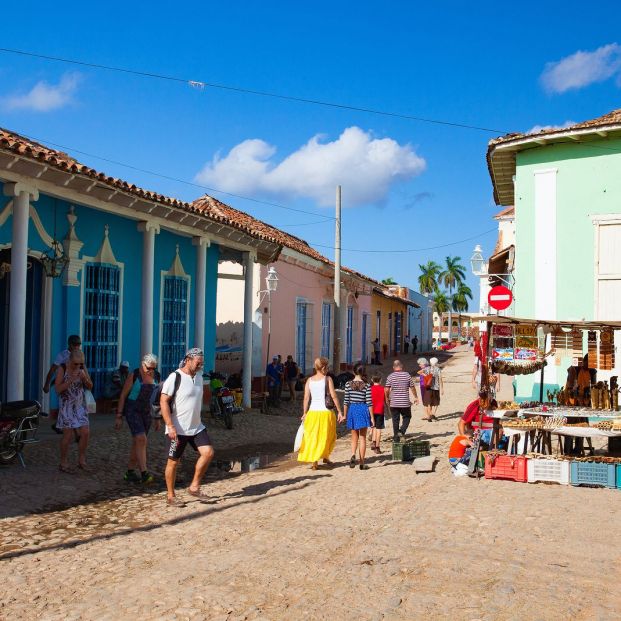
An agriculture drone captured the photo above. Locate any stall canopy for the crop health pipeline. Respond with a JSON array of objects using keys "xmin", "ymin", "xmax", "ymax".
[{"xmin": 470, "ymin": 315, "xmax": 621, "ymax": 330}]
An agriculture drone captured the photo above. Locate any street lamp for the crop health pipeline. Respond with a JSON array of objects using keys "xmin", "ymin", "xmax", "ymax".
[
  {"xmin": 470, "ymin": 244, "xmax": 486, "ymax": 276},
  {"xmin": 258, "ymin": 266, "xmax": 279, "ymax": 370}
]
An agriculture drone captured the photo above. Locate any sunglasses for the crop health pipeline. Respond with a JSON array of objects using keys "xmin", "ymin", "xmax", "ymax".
[{"xmin": 144, "ymin": 365, "xmax": 157, "ymax": 371}]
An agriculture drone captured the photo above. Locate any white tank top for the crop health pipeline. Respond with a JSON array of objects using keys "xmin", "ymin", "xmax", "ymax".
[{"xmin": 308, "ymin": 377, "xmax": 327, "ymax": 411}]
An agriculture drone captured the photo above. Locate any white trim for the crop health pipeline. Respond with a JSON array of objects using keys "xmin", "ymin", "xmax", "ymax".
[
  {"xmin": 0, "ymin": 199, "xmax": 12, "ymax": 227},
  {"xmin": 533, "ymin": 168, "xmax": 559, "ymax": 176},
  {"xmin": 591, "ymin": 214, "xmax": 621, "ymax": 224},
  {"xmin": 534, "ymin": 169, "xmax": 557, "ymax": 319},
  {"xmin": 28, "ymin": 204, "xmax": 55, "ymax": 248}
]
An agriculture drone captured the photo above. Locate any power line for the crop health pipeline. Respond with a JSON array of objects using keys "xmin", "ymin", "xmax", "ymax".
[
  {"xmin": 0, "ymin": 46, "xmax": 505, "ymax": 133},
  {"xmin": 19, "ymin": 131, "xmax": 335, "ymax": 222},
  {"xmin": 308, "ymin": 227, "xmax": 497, "ymax": 253}
]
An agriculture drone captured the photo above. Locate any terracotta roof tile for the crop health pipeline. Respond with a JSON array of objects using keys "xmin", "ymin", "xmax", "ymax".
[
  {"xmin": 0, "ymin": 127, "xmax": 282, "ymax": 245},
  {"xmin": 489, "ymin": 108, "xmax": 621, "ymax": 148}
]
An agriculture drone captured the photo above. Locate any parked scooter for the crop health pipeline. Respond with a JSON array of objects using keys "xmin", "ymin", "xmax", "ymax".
[
  {"xmin": 208, "ymin": 372, "xmax": 234, "ymax": 430},
  {"xmin": 0, "ymin": 400, "xmax": 42, "ymax": 466}
]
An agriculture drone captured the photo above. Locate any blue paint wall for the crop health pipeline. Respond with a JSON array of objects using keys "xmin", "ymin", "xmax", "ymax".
[{"xmin": 0, "ymin": 181, "xmax": 220, "ymax": 393}]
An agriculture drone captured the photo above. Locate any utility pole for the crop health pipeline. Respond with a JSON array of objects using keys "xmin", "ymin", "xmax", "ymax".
[{"xmin": 333, "ymin": 185, "xmax": 342, "ymax": 372}]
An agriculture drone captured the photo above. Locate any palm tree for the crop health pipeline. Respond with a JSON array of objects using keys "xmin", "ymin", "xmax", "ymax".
[
  {"xmin": 440, "ymin": 256, "xmax": 466, "ymax": 342},
  {"xmin": 418, "ymin": 261, "xmax": 441, "ymax": 296},
  {"xmin": 433, "ymin": 290, "xmax": 450, "ymax": 344},
  {"xmin": 381, "ymin": 277, "xmax": 397, "ymax": 285},
  {"xmin": 452, "ymin": 283, "xmax": 473, "ymax": 337}
]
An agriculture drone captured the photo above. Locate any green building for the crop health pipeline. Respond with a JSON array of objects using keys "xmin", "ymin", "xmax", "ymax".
[{"xmin": 486, "ymin": 108, "xmax": 621, "ymax": 399}]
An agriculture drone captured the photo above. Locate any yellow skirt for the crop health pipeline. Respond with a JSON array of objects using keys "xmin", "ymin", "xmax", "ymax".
[{"xmin": 297, "ymin": 409, "xmax": 336, "ymax": 463}]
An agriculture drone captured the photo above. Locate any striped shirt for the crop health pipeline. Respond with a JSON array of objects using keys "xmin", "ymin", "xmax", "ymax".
[
  {"xmin": 386, "ymin": 371, "xmax": 415, "ymax": 407},
  {"xmin": 343, "ymin": 380, "xmax": 372, "ymax": 406}
]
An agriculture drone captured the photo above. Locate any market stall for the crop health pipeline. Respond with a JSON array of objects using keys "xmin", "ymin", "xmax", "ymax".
[{"xmin": 465, "ymin": 315, "xmax": 621, "ymax": 488}]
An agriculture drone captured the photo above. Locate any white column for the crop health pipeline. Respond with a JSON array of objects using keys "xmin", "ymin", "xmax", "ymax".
[
  {"xmin": 138, "ymin": 222, "xmax": 159, "ymax": 355},
  {"xmin": 242, "ymin": 251, "xmax": 255, "ymax": 408},
  {"xmin": 4, "ymin": 183, "xmax": 39, "ymax": 401},
  {"xmin": 192, "ymin": 237, "xmax": 210, "ymax": 351}
]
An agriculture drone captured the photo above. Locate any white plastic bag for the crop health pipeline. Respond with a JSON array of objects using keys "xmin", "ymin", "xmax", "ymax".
[
  {"xmin": 84, "ymin": 390, "xmax": 97, "ymax": 414},
  {"xmin": 294, "ymin": 422, "xmax": 305, "ymax": 452}
]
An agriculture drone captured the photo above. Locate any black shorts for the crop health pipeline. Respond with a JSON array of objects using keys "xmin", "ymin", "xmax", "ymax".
[
  {"xmin": 423, "ymin": 389, "xmax": 440, "ymax": 407},
  {"xmin": 373, "ymin": 414, "xmax": 385, "ymax": 429},
  {"xmin": 166, "ymin": 428, "xmax": 212, "ymax": 460}
]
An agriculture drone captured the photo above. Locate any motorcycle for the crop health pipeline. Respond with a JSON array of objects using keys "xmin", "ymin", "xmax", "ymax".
[
  {"xmin": 208, "ymin": 372, "xmax": 234, "ymax": 430},
  {"xmin": 0, "ymin": 400, "xmax": 41, "ymax": 466}
]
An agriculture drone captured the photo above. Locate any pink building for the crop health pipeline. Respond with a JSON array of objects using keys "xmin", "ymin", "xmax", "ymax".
[{"xmin": 257, "ymin": 237, "xmax": 375, "ymax": 378}]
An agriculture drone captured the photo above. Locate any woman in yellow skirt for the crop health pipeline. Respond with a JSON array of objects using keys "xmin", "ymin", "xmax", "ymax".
[{"xmin": 298, "ymin": 357, "xmax": 344, "ymax": 470}]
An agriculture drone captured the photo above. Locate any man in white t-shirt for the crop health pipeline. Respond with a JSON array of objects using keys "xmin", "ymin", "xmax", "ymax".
[{"xmin": 160, "ymin": 348, "xmax": 214, "ymax": 507}]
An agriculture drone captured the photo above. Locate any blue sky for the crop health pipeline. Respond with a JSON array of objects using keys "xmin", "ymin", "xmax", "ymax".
[{"xmin": 3, "ymin": 1, "xmax": 621, "ymax": 303}]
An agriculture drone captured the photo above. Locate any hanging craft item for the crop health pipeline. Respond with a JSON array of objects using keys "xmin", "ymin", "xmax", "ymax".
[
  {"xmin": 599, "ymin": 329, "xmax": 614, "ymax": 370},
  {"xmin": 492, "ymin": 348, "xmax": 514, "ymax": 360},
  {"xmin": 514, "ymin": 348, "xmax": 538, "ymax": 361},
  {"xmin": 491, "ymin": 359, "xmax": 547, "ymax": 375}
]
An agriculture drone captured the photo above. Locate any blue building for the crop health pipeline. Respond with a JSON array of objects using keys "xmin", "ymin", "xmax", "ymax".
[{"xmin": 0, "ymin": 129, "xmax": 280, "ymax": 408}]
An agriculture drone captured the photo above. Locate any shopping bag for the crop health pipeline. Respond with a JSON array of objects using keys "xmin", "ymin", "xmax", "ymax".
[
  {"xmin": 294, "ymin": 422, "xmax": 305, "ymax": 452},
  {"xmin": 84, "ymin": 390, "xmax": 97, "ymax": 414}
]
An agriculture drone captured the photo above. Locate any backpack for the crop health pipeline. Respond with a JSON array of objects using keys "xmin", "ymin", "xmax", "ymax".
[{"xmin": 150, "ymin": 371, "xmax": 181, "ymax": 418}]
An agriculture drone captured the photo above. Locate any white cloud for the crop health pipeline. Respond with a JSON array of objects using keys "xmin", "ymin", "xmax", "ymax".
[
  {"xmin": 541, "ymin": 43, "xmax": 621, "ymax": 93},
  {"xmin": 526, "ymin": 120, "xmax": 576, "ymax": 134},
  {"xmin": 3, "ymin": 72, "xmax": 80, "ymax": 112},
  {"xmin": 195, "ymin": 127, "xmax": 426, "ymax": 207}
]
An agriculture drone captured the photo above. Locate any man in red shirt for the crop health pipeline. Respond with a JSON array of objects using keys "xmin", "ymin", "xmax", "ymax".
[{"xmin": 458, "ymin": 390, "xmax": 496, "ymax": 445}]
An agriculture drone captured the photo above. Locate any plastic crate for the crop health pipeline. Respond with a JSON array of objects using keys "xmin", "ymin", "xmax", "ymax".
[
  {"xmin": 484, "ymin": 454, "xmax": 528, "ymax": 482},
  {"xmin": 617, "ymin": 464, "xmax": 621, "ymax": 490},
  {"xmin": 570, "ymin": 461, "xmax": 616, "ymax": 489},
  {"xmin": 392, "ymin": 440, "xmax": 430, "ymax": 461},
  {"xmin": 527, "ymin": 458, "xmax": 570, "ymax": 485}
]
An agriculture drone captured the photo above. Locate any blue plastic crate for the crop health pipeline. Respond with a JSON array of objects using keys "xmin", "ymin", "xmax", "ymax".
[
  {"xmin": 617, "ymin": 464, "xmax": 621, "ymax": 490},
  {"xmin": 570, "ymin": 461, "xmax": 616, "ymax": 489}
]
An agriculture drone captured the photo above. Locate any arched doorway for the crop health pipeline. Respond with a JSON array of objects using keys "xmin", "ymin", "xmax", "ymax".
[{"xmin": 0, "ymin": 249, "xmax": 44, "ymax": 402}]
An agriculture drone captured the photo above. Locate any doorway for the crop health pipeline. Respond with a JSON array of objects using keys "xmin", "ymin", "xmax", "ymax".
[{"xmin": 0, "ymin": 249, "xmax": 44, "ymax": 402}]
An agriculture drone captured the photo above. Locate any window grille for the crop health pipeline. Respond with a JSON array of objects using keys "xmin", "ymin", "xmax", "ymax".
[
  {"xmin": 361, "ymin": 313, "xmax": 369, "ymax": 363},
  {"xmin": 161, "ymin": 275, "xmax": 188, "ymax": 378},
  {"xmin": 321, "ymin": 302, "xmax": 331, "ymax": 358},
  {"xmin": 394, "ymin": 312, "xmax": 402, "ymax": 354},
  {"xmin": 83, "ymin": 263, "xmax": 120, "ymax": 397},
  {"xmin": 346, "ymin": 306, "xmax": 354, "ymax": 364},
  {"xmin": 296, "ymin": 302, "xmax": 307, "ymax": 373}
]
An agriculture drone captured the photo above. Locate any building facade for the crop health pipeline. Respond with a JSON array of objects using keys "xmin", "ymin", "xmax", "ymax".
[
  {"xmin": 0, "ymin": 130, "xmax": 280, "ymax": 407},
  {"xmin": 487, "ymin": 107, "xmax": 621, "ymax": 398}
]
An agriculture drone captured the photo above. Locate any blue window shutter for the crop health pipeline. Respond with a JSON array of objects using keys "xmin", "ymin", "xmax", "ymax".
[
  {"xmin": 83, "ymin": 263, "xmax": 120, "ymax": 397},
  {"xmin": 162, "ymin": 275, "xmax": 188, "ymax": 378}
]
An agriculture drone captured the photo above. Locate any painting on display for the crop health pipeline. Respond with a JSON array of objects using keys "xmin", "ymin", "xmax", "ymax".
[
  {"xmin": 514, "ymin": 348, "xmax": 538, "ymax": 361},
  {"xmin": 492, "ymin": 348, "xmax": 514, "ymax": 360},
  {"xmin": 492, "ymin": 325, "xmax": 514, "ymax": 337}
]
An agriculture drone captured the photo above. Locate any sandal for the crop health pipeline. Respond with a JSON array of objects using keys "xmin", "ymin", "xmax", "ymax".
[
  {"xmin": 359, "ymin": 464, "xmax": 370, "ymax": 470},
  {"xmin": 187, "ymin": 488, "xmax": 211, "ymax": 502},
  {"xmin": 166, "ymin": 497, "xmax": 186, "ymax": 508},
  {"xmin": 349, "ymin": 455, "xmax": 356, "ymax": 469},
  {"xmin": 322, "ymin": 459, "xmax": 334, "ymax": 466},
  {"xmin": 77, "ymin": 463, "xmax": 90, "ymax": 472},
  {"xmin": 311, "ymin": 463, "xmax": 318, "ymax": 471},
  {"xmin": 58, "ymin": 464, "xmax": 72, "ymax": 473}
]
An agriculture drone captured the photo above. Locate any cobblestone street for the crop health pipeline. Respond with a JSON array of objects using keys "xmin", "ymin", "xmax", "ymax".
[{"xmin": 1, "ymin": 348, "xmax": 620, "ymax": 620}]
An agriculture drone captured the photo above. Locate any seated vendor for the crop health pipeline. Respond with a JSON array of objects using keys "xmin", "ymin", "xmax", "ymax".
[
  {"xmin": 458, "ymin": 390, "xmax": 498, "ymax": 446},
  {"xmin": 448, "ymin": 434, "xmax": 473, "ymax": 468}
]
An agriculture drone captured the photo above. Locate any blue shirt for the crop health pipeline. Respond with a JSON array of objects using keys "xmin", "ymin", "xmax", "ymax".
[{"xmin": 266, "ymin": 363, "xmax": 281, "ymax": 386}]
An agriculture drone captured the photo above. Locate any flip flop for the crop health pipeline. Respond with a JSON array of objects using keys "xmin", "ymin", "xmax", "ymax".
[
  {"xmin": 349, "ymin": 455, "xmax": 356, "ymax": 468},
  {"xmin": 58, "ymin": 465, "xmax": 73, "ymax": 473},
  {"xmin": 187, "ymin": 489, "xmax": 211, "ymax": 501}
]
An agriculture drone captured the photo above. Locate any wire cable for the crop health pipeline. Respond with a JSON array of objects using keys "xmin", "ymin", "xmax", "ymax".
[
  {"xmin": 17, "ymin": 130, "xmax": 336, "ymax": 222},
  {"xmin": 0, "ymin": 47, "xmax": 505, "ymax": 133},
  {"xmin": 308, "ymin": 227, "xmax": 497, "ymax": 253}
]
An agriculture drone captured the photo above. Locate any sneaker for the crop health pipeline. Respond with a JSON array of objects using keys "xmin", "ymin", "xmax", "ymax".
[
  {"xmin": 140, "ymin": 471, "xmax": 154, "ymax": 484},
  {"xmin": 123, "ymin": 470, "xmax": 141, "ymax": 483}
]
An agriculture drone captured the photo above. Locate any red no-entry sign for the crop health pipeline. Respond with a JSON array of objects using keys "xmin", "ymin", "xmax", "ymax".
[{"xmin": 488, "ymin": 285, "xmax": 513, "ymax": 311}]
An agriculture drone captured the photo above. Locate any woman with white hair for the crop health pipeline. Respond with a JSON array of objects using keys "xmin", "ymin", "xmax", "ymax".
[
  {"xmin": 416, "ymin": 357, "xmax": 430, "ymax": 420},
  {"xmin": 115, "ymin": 353, "xmax": 161, "ymax": 483},
  {"xmin": 425, "ymin": 357, "xmax": 444, "ymax": 420}
]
